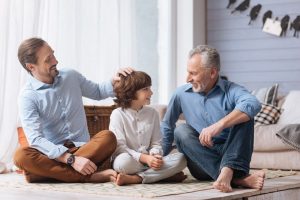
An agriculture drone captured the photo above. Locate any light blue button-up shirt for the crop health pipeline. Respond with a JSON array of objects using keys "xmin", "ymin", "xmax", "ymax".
[
  {"xmin": 18, "ymin": 68, "xmax": 114, "ymax": 159},
  {"xmin": 160, "ymin": 78, "xmax": 261, "ymax": 155}
]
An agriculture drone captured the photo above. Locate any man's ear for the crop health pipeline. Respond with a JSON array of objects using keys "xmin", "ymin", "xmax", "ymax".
[
  {"xmin": 25, "ymin": 63, "xmax": 34, "ymax": 72},
  {"xmin": 210, "ymin": 67, "xmax": 218, "ymax": 78}
]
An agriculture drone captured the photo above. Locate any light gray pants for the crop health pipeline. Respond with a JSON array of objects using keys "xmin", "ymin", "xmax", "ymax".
[{"xmin": 113, "ymin": 152, "xmax": 187, "ymax": 183}]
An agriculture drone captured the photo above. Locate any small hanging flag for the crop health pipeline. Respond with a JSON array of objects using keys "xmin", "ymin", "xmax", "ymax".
[{"xmin": 262, "ymin": 18, "xmax": 282, "ymax": 36}]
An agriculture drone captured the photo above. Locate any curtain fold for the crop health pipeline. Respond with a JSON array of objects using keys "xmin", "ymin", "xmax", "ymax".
[
  {"xmin": 0, "ymin": 0, "xmax": 135, "ymax": 169},
  {"xmin": 157, "ymin": 0, "xmax": 177, "ymax": 104}
]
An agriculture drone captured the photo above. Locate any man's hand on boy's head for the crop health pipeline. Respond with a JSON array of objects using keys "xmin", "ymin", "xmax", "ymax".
[{"xmin": 111, "ymin": 67, "xmax": 135, "ymax": 85}]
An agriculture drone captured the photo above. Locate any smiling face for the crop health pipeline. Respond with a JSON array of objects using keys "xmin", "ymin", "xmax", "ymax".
[
  {"xmin": 131, "ymin": 86, "xmax": 153, "ymax": 110},
  {"xmin": 26, "ymin": 43, "xmax": 59, "ymax": 84},
  {"xmin": 186, "ymin": 54, "xmax": 218, "ymax": 94}
]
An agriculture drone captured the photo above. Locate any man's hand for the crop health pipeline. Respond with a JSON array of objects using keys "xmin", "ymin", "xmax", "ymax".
[
  {"xmin": 57, "ymin": 153, "xmax": 97, "ymax": 175},
  {"xmin": 112, "ymin": 67, "xmax": 134, "ymax": 85},
  {"xmin": 140, "ymin": 154, "xmax": 163, "ymax": 170},
  {"xmin": 71, "ymin": 156, "xmax": 97, "ymax": 175},
  {"xmin": 199, "ymin": 122, "xmax": 223, "ymax": 148}
]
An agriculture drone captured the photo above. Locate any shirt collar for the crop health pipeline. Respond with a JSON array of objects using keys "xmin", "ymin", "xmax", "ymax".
[
  {"xmin": 29, "ymin": 72, "xmax": 61, "ymax": 90},
  {"xmin": 126, "ymin": 106, "xmax": 147, "ymax": 115},
  {"xmin": 216, "ymin": 77, "xmax": 226, "ymax": 92}
]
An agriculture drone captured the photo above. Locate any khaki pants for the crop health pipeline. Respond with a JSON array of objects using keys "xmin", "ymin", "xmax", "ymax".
[{"xmin": 14, "ymin": 130, "xmax": 116, "ymax": 183}]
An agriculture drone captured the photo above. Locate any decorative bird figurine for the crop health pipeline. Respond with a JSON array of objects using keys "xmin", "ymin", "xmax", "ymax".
[
  {"xmin": 280, "ymin": 15, "xmax": 290, "ymax": 37},
  {"xmin": 262, "ymin": 10, "xmax": 272, "ymax": 27},
  {"xmin": 231, "ymin": 0, "xmax": 250, "ymax": 14},
  {"xmin": 226, "ymin": 0, "xmax": 237, "ymax": 9},
  {"xmin": 248, "ymin": 4, "xmax": 262, "ymax": 25},
  {"xmin": 290, "ymin": 15, "xmax": 300, "ymax": 38}
]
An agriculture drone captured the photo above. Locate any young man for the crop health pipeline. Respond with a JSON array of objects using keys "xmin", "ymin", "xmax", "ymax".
[
  {"xmin": 161, "ymin": 45, "xmax": 265, "ymax": 192},
  {"xmin": 14, "ymin": 37, "xmax": 133, "ymax": 183}
]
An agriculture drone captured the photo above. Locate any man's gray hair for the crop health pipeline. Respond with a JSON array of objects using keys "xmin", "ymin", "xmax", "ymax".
[{"xmin": 189, "ymin": 45, "xmax": 220, "ymax": 71}]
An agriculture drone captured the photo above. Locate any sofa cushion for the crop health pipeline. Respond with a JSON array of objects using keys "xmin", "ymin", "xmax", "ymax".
[
  {"xmin": 276, "ymin": 124, "xmax": 300, "ymax": 152},
  {"xmin": 277, "ymin": 91, "xmax": 300, "ymax": 124},
  {"xmin": 254, "ymin": 103, "xmax": 281, "ymax": 125},
  {"xmin": 251, "ymin": 84, "xmax": 279, "ymax": 106},
  {"xmin": 254, "ymin": 124, "xmax": 293, "ymax": 151}
]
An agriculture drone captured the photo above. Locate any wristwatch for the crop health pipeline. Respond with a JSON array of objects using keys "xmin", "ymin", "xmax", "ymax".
[{"xmin": 66, "ymin": 154, "xmax": 75, "ymax": 166}]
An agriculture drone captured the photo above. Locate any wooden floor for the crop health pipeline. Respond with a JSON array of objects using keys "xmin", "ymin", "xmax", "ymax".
[{"xmin": 1, "ymin": 173, "xmax": 300, "ymax": 200}]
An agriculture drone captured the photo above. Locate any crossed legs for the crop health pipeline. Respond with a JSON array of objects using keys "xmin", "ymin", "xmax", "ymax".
[
  {"xmin": 174, "ymin": 122, "xmax": 265, "ymax": 193},
  {"xmin": 14, "ymin": 130, "xmax": 117, "ymax": 183},
  {"xmin": 113, "ymin": 152, "xmax": 187, "ymax": 185}
]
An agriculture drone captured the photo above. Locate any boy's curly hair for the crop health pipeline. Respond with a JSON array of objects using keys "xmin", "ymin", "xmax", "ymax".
[{"xmin": 113, "ymin": 71, "xmax": 151, "ymax": 109}]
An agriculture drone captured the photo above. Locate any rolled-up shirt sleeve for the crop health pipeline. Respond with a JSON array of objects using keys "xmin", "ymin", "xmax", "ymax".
[{"xmin": 229, "ymin": 83, "xmax": 262, "ymax": 118}]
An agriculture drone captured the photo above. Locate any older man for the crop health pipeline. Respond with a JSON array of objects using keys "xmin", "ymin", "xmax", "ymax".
[{"xmin": 161, "ymin": 45, "xmax": 264, "ymax": 192}]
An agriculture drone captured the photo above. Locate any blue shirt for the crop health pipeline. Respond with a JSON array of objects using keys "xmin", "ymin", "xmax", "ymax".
[
  {"xmin": 160, "ymin": 78, "xmax": 261, "ymax": 155},
  {"xmin": 18, "ymin": 68, "xmax": 114, "ymax": 159}
]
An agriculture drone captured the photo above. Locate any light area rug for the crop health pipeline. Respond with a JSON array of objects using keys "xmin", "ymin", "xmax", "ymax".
[{"xmin": 0, "ymin": 169, "xmax": 296, "ymax": 198}]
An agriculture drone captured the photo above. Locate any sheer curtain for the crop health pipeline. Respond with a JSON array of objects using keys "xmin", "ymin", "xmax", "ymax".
[
  {"xmin": 0, "ymin": 0, "xmax": 135, "ymax": 169},
  {"xmin": 157, "ymin": 0, "xmax": 177, "ymax": 104}
]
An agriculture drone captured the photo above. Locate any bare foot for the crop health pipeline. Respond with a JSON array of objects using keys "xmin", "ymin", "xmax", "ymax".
[
  {"xmin": 213, "ymin": 167, "xmax": 233, "ymax": 193},
  {"xmin": 232, "ymin": 170, "xmax": 265, "ymax": 190},
  {"xmin": 115, "ymin": 173, "xmax": 142, "ymax": 186},
  {"xmin": 161, "ymin": 171, "xmax": 187, "ymax": 183},
  {"xmin": 89, "ymin": 169, "xmax": 117, "ymax": 183}
]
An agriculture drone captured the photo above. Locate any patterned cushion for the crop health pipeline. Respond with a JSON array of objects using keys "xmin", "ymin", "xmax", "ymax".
[
  {"xmin": 255, "ymin": 103, "xmax": 282, "ymax": 125},
  {"xmin": 252, "ymin": 84, "xmax": 279, "ymax": 106}
]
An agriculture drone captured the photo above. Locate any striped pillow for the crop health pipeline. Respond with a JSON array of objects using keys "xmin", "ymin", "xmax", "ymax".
[
  {"xmin": 255, "ymin": 103, "xmax": 282, "ymax": 125},
  {"xmin": 252, "ymin": 84, "xmax": 279, "ymax": 106}
]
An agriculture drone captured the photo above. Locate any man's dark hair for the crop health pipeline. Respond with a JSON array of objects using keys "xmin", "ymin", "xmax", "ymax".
[{"xmin": 114, "ymin": 71, "xmax": 152, "ymax": 108}]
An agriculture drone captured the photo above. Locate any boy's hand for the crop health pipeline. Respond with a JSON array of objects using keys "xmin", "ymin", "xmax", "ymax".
[{"xmin": 146, "ymin": 154, "xmax": 163, "ymax": 170}]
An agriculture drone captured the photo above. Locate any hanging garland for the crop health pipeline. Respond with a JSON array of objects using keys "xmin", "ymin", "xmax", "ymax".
[{"xmin": 227, "ymin": 0, "xmax": 300, "ymax": 38}]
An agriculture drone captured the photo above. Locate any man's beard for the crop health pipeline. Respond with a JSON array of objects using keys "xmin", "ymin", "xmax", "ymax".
[{"xmin": 192, "ymin": 79, "xmax": 209, "ymax": 93}]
